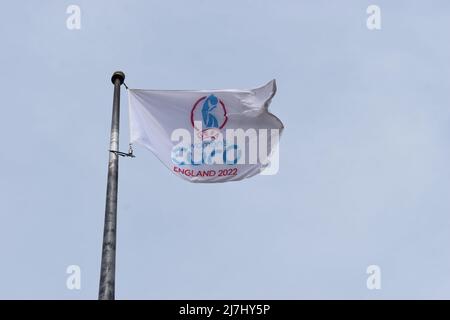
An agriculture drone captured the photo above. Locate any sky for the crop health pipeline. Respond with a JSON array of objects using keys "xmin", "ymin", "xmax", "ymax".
[{"xmin": 1, "ymin": 0, "xmax": 450, "ymax": 299}]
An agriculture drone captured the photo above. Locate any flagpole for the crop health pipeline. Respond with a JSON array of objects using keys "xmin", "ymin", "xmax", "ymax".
[{"xmin": 99, "ymin": 71, "xmax": 125, "ymax": 300}]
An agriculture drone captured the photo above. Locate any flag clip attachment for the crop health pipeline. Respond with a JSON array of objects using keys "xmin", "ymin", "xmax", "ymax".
[{"xmin": 109, "ymin": 144, "xmax": 135, "ymax": 158}]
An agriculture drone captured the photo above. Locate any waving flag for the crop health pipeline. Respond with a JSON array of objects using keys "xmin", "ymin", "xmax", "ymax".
[{"xmin": 128, "ymin": 80, "xmax": 284, "ymax": 183}]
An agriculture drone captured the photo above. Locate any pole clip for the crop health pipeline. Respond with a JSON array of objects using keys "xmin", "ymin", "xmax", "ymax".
[{"xmin": 109, "ymin": 144, "xmax": 135, "ymax": 158}]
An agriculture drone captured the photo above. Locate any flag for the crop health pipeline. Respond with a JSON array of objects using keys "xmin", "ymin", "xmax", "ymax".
[{"xmin": 128, "ymin": 80, "xmax": 284, "ymax": 183}]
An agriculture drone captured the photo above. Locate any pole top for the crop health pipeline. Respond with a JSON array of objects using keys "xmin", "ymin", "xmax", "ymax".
[{"xmin": 111, "ymin": 71, "xmax": 125, "ymax": 85}]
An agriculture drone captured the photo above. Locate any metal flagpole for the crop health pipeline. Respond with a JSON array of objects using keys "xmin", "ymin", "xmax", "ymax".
[{"xmin": 99, "ymin": 71, "xmax": 125, "ymax": 300}]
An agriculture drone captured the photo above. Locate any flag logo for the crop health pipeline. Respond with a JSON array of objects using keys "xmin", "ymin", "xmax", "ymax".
[{"xmin": 190, "ymin": 94, "xmax": 228, "ymax": 132}]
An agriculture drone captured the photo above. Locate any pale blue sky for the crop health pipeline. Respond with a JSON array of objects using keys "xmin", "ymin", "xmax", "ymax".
[{"xmin": 1, "ymin": 0, "xmax": 450, "ymax": 299}]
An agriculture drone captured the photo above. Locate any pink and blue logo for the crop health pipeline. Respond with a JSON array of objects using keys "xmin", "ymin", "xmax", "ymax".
[{"xmin": 190, "ymin": 94, "xmax": 228, "ymax": 132}]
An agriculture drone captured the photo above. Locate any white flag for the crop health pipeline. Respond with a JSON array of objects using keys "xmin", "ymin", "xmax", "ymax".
[{"xmin": 128, "ymin": 80, "xmax": 284, "ymax": 183}]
